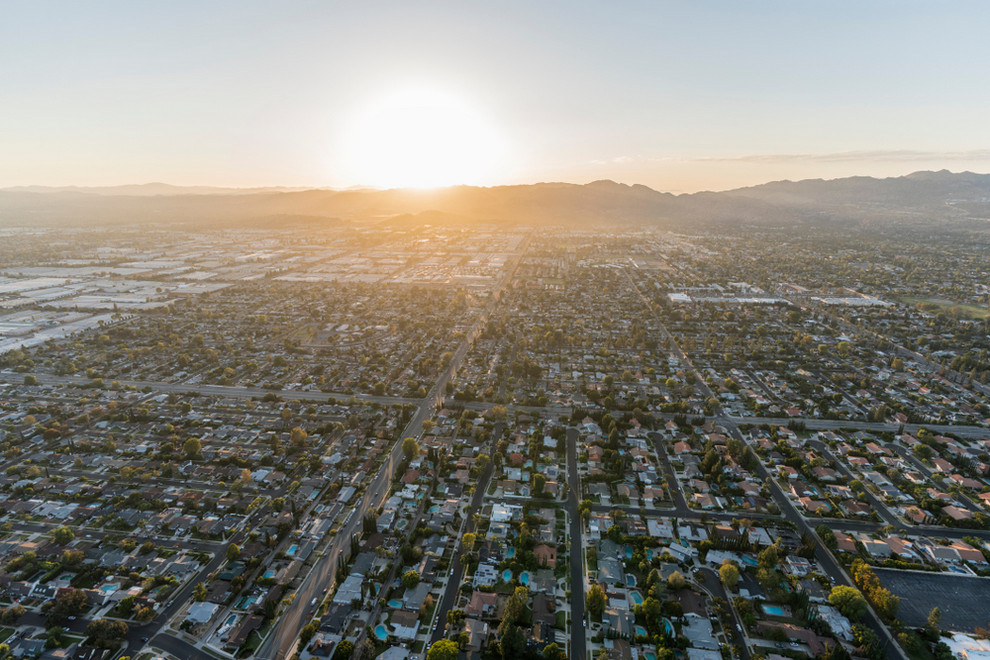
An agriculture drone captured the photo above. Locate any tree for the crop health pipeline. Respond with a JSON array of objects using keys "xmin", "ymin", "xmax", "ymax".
[
  {"xmin": 335, "ymin": 640, "xmax": 355, "ymax": 660},
  {"xmin": 816, "ymin": 524, "xmax": 837, "ymax": 549},
  {"xmin": 51, "ymin": 526, "xmax": 74, "ymax": 545},
  {"xmin": 290, "ymin": 427, "xmax": 308, "ymax": 448},
  {"xmin": 183, "ymin": 437, "xmax": 201, "ymax": 458},
  {"xmin": 401, "ymin": 570, "xmax": 420, "ymax": 589},
  {"xmin": 226, "ymin": 544, "xmax": 241, "ymax": 562},
  {"xmin": 402, "ymin": 437, "xmax": 419, "ymax": 460},
  {"xmin": 426, "ymin": 639, "xmax": 458, "ymax": 660},
  {"xmin": 587, "ymin": 584, "xmax": 606, "ymax": 618},
  {"xmin": 23, "ymin": 375, "xmax": 38, "ymax": 386},
  {"xmin": 667, "ymin": 571, "xmax": 688, "ymax": 591},
  {"xmin": 86, "ymin": 619, "xmax": 128, "ymax": 648},
  {"xmin": 926, "ymin": 606, "xmax": 942, "ymax": 638},
  {"xmin": 45, "ymin": 587, "xmax": 88, "ymax": 623},
  {"xmin": 461, "ymin": 532, "xmax": 476, "ymax": 551},
  {"xmin": 543, "ymin": 643, "xmax": 566, "ymax": 660},
  {"xmin": 829, "ymin": 585, "xmax": 868, "ymax": 620},
  {"xmin": 533, "ymin": 473, "xmax": 546, "ymax": 496},
  {"xmin": 719, "ymin": 562, "xmax": 740, "ymax": 590},
  {"xmin": 193, "ymin": 582, "xmax": 208, "ymax": 601}
]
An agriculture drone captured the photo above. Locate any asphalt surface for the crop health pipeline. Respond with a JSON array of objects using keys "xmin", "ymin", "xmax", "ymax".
[
  {"xmin": 698, "ymin": 566, "xmax": 752, "ymax": 660},
  {"xmin": 428, "ymin": 424, "xmax": 499, "ymax": 645},
  {"xmin": 565, "ymin": 427, "xmax": 587, "ymax": 660}
]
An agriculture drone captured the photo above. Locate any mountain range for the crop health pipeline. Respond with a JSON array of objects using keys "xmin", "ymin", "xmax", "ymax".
[{"xmin": 2, "ymin": 170, "xmax": 989, "ymax": 231}]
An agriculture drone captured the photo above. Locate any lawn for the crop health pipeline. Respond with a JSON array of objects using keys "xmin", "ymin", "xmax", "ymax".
[{"xmin": 900, "ymin": 296, "xmax": 989, "ymax": 319}]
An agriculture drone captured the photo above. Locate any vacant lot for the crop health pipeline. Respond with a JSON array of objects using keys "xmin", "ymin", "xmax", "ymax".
[{"xmin": 876, "ymin": 568, "xmax": 990, "ymax": 632}]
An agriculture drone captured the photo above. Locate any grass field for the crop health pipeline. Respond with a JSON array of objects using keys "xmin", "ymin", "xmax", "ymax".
[{"xmin": 900, "ymin": 296, "xmax": 990, "ymax": 319}]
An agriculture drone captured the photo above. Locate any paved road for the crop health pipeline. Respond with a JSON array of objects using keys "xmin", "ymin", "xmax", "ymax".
[
  {"xmin": 2, "ymin": 371, "xmax": 421, "ymax": 407},
  {"xmin": 428, "ymin": 424, "xmax": 500, "ymax": 645},
  {"xmin": 725, "ymin": 415, "xmax": 990, "ymax": 439},
  {"xmin": 698, "ymin": 567, "xmax": 751, "ymax": 660},
  {"xmin": 648, "ymin": 431, "xmax": 689, "ymax": 516},
  {"xmin": 565, "ymin": 427, "xmax": 586, "ymax": 660}
]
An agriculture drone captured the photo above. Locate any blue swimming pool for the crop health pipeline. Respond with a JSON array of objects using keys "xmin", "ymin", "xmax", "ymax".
[
  {"xmin": 646, "ymin": 549, "xmax": 655, "ymax": 560},
  {"xmin": 630, "ymin": 591, "xmax": 643, "ymax": 606},
  {"xmin": 645, "ymin": 653, "xmax": 657, "ymax": 660},
  {"xmin": 262, "ymin": 569, "xmax": 276, "ymax": 579},
  {"xmin": 625, "ymin": 574, "xmax": 637, "ymax": 587},
  {"xmin": 502, "ymin": 569, "xmax": 513, "ymax": 582},
  {"xmin": 663, "ymin": 618, "xmax": 674, "ymax": 637},
  {"xmin": 741, "ymin": 555, "xmax": 758, "ymax": 567},
  {"xmin": 506, "ymin": 547, "xmax": 515, "ymax": 559},
  {"xmin": 99, "ymin": 584, "xmax": 118, "ymax": 594},
  {"xmin": 374, "ymin": 624, "xmax": 388, "ymax": 641},
  {"xmin": 763, "ymin": 604, "xmax": 786, "ymax": 616},
  {"xmin": 428, "ymin": 505, "xmax": 439, "ymax": 513},
  {"xmin": 520, "ymin": 571, "xmax": 530, "ymax": 586},
  {"xmin": 287, "ymin": 544, "xmax": 298, "ymax": 556},
  {"xmin": 635, "ymin": 625, "xmax": 647, "ymax": 638},
  {"xmin": 388, "ymin": 599, "xmax": 402, "ymax": 608}
]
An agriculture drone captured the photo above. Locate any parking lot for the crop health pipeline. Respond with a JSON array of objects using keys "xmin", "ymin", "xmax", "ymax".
[{"xmin": 876, "ymin": 568, "xmax": 990, "ymax": 632}]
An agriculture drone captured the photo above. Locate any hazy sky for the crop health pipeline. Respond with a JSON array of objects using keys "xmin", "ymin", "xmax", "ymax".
[{"xmin": 3, "ymin": 1, "xmax": 990, "ymax": 192}]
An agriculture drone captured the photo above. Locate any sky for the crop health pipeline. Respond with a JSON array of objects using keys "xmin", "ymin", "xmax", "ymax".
[{"xmin": 3, "ymin": 1, "xmax": 990, "ymax": 192}]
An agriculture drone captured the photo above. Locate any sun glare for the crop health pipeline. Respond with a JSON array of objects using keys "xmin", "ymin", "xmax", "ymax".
[{"xmin": 340, "ymin": 86, "xmax": 506, "ymax": 189}]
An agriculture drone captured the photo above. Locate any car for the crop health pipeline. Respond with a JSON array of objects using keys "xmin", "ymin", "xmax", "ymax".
[{"xmin": 141, "ymin": 637, "xmax": 149, "ymax": 643}]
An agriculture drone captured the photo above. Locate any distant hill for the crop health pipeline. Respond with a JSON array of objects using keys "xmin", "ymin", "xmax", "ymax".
[{"xmin": 2, "ymin": 170, "xmax": 989, "ymax": 230}]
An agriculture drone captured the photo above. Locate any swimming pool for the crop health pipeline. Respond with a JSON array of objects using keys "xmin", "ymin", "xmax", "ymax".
[
  {"xmin": 388, "ymin": 599, "xmax": 402, "ymax": 608},
  {"xmin": 646, "ymin": 549, "xmax": 655, "ymax": 560},
  {"xmin": 625, "ymin": 574, "xmax": 637, "ymax": 587},
  {"xmin": 635, "ymin": 625, "xmax": 647, "ymax": 638},
  {"xmin": 663, "ymin": 618, "xmax": 674, "ymax": 637},
  {"xmin": 262, "ymin": 569, "xmax": 276, "ymax": 579},
  {"xmin": 502, "ymin": 569, "xmax": 513, "ymax": 582},
  {"xmin": 763, "ymin": 604, "xmax": 786, "ymax": 616},
  {"xmin": 520, "ymin": 571, "xmax": 530, "ymax": 586},
  {"xmin": 645, "ymin": 653, "xmax": 657, "ymax": 660},
  {"xmin": 99, "ymin": 584, "xmax": 118, "ymax": 594},
  {"xmin": 428, "ymin": 505, "xmax": 439, "ymax": 513},
  {"xmin": 506, "ymin": 547, "xmax": 515, "ymax": 559},
  {"xmin": 625, "ymin": 545, "xmax": 634, "ymax": 559},
  {"xmin": 741, "ymin": 556, "xmax": 758, "ymax": 567},
  {"xmin": 630, "ymin": 591, "xmax": 643, "ymax": 606},
  {"xmin": 374, "ymin": 624, "xmax": 388, "ymax": 641},
  {"xmin": 287, "ymin": 544, "xmax": 298, "ymax": 556}
]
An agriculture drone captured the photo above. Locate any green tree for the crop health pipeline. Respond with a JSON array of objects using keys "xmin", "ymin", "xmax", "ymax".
[
  {"xmin": 719, "ymin": 562, "xmax": 740, "ymax": 590},
  {"xmin": 401, "ymin": 570, "xmax": 420, "ymax": 589},
  {"xmin": 290, "ymin": 427, "xmax": 308, "ymax": 448},
  {"xmin": 51, "ymin": 526, "xmax": 74, "ymax": 545},
  {"xmin": 926, "ymin": 606, "xmax": 942, "ymax": 638},
  {"xmin": 335, "ymin": 640, "xmax": 355, "ymax": 660},
  {"xmin": 533, "ymin": 473, "xmax": 546, "ymax": 496},
  {"xmin": 426, "ymin": 639, "xmax": 458, "ymax": 660},
  {"xmin": 183, "ymin": 437, "xmax": 201, "ymax": 458},
  {"xmin": 226, "ymin": 544, "xmax": 241, "ymax": 562},
  {"xmin": 829, "ymin": 585, "xmax": 868, "ymax": 620},
  {"xmin": 667, "ymin": 571, "xmax": 688, "ymax": 591},
  {"xmin": 402, "ymin": 437, "xmax": 419, "ymax": 460},
  {"xmin": 86, "ymin": 619, "xmax": 128, "ymax": 648},
  {"xmin": 461, "ymin": 532, "xmax": 476, "ymax": 551},
  {"xmin": 587, "ymin": 584, "xmax": 606, "ymax": 619},
  {"xmin": 543, "ymin": 642, "xmax": 566, "ymax": 660},
  {"xmin": 44, "ymin": 587, "xmax": 88, "ymax": 623},
  {"xmin": 23, "ymin": 375, "xmax": 38, "ymax": 386}
]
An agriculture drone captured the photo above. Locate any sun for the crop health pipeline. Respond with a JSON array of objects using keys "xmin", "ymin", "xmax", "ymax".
[{"xmin": 339, "ymin": 86, "xmax": 506, "ymax": 189}]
